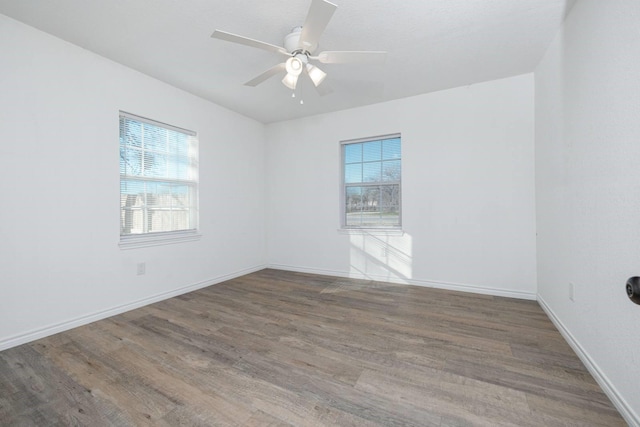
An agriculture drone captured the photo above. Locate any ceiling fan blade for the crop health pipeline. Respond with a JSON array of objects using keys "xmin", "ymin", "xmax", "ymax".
[
  {"xmin": 244, "ymin": 63, "xmax": 286, "ymax": 87},
  {"xmin": 211, "ymin": 30, "xmax": 288, "ymax": 55},
  {"xmin": 298, "ymin": 0, "xmax": 337, "ymax": 52},
  {"xmin": 315, "ymin": 51, "xmax": 387, "ymax": 65}
]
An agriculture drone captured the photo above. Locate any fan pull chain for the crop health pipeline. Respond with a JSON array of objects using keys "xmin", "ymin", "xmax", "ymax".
[{"xmin": 291, "ymin": 91, "xmax": 304, "ymax": 105}]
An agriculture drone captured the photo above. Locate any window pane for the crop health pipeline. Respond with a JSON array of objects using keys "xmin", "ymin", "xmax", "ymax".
[
  {"xmin": 120, "ymin": 147, "xmax": 129, "ymax": 175},
  {"xmin": 120, "ymin": 147, "xmax": 141, "ymax": 176},
  {"xmin": 344, "ymin": 163, "xmax": 362, "ymax": 183},
  {"xmin": 120, "ymin": 179, "xmax": 145, "ymax": 200},
  {"xmin": 121, "ymin": 119, "xmax": 142, "ymax": 148},
  {"xmin": 147, "ymin": 209, "xmax": 168, "ymax": 233},
  {"xmin": 363, "ymin": 161, "xmax": 381, "ymax": 182},
  {"xmin": 362, "ymin": 141, "xmax": 381, "ymax": 162},
  {"xmin": 380, "ymin": 207, "xmax": 399, "ymax": 227},
  {"xmin": 144, "ymin": 123, "xmax": 166, "ymax": 151},
  {"xmin": 172, "ymin": 209, "xmax": 191, "ymax": 230},
  {"xmin": 380, "ymin": 184, "xmax": 400, "ymax": 207},
  {"xmin": 164, "ymin": 154, "xmax": 190, "ymax": 180},
  {"xmin": 172, "ymin": 184, "xmax": 192, "ymax": 208},
  {"xmin": 380, "ymin": 184, "xmax": 400, "ymax": 226},
  {"xmin": 383, "ymin": 137, "xmax": 401, "ymax": 160},
  {"xmin": 121, "ymin": 179, "xmax": 145, "ymax": 234},
  {"xmin": 346, "ymin": 186, "xmax": 362, "ymax": 212},
  {"xmin": 345, "ymin": 186, "xmax": 362, "ymax": 226},
  {"xmin": 360, "ymin": 186, "xmax": 382, "ymax": 226},
  {"xmin": 167, "ymin": 131, "xmax": 188, "ymax": 156},
  {"xmin": 143, "ymin": 182, "xmax": 157, "ymax": 206},
  {"xmin": 362, "ymin": 186, "xmax": 380, "ymax": 212},
  {"xmin": 345, "ymin": 213, "xmax": 361, "ymax": 227},
  {"xmin": 361, "ymin": 211, "xmax": 383, "ymax": 226},
  {"xmin": 143, "ymin": 152, "xmax": 167, "ymax": 178},
  {"xmin": 382, "ymin": 160, "xmax": 401, "ymax": 181},
  {"xmin": 344, "ymin": 143, "xmax": 361, "ymax": 164}
]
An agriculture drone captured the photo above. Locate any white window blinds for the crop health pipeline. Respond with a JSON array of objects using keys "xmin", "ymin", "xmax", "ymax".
[{"xmin": 119, "ymin": 112, "xmax": 198, "ymax": 238}]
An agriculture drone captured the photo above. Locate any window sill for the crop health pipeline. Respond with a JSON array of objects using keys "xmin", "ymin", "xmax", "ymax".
[
  {"xmin": 119, "ymin": 231, "xmax": 202, "ymax": 250},
  {"xmin": 337, "ymin": 228, "xmax": 404, "ymax": 236}
]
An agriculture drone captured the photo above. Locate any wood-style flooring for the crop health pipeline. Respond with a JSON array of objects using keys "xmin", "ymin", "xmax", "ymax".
[{"xmin": 0, "ymin": 269, "xmax": 625, "ymax": 426}]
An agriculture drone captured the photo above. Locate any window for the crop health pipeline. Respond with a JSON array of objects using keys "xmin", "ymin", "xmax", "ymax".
[
  {"xmin": 342, "ymin": 134, "xmax": 401, "ymax": 228},
  {"xmin": 119, "ymin": 112, "xmax": 198, "ymax": 241}
]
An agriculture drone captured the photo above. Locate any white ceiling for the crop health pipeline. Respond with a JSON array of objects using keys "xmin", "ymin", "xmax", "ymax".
[{"xmin": 0, "ymin": 0, "xmax": 575, "ymax": 124}]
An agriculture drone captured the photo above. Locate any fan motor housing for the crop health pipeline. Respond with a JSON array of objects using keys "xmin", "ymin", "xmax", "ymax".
[{"xmin": 284, "ymin": 26, "xmax": 317, "ymax": 54}]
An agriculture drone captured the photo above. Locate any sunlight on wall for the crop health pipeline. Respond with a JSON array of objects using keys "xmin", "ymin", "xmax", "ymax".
[{"xmin": 349, "ymin": 232, "xmax": 413, "ymax": 283}]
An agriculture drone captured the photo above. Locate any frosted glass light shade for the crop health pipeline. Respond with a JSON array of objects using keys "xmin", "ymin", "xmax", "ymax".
[
  {"xmin": 306, "ymin": 63, "xmax": 327, "ymax": 87},
  {"xmin": 282, "ymin": 73, "xmax": 299, "ymax": 90},
  {"xmin": 285, "ymin": 57, "xmax": 303, "ymax": 76}
]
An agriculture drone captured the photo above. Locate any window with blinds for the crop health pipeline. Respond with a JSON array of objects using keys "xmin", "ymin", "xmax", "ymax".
[
  {"xmin": 119, "ymin": 112, "xmax": 198, "ymax": 239},
  {"xmin": 342, "ymin": 134, "xmax": 401, "ymax": 228}
]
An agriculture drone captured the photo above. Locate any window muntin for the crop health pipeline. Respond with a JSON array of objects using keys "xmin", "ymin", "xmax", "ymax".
[
  {"xmin": 342, "ymin": 135, "xmax": 401, "ymax": 228},
  {"xmin": 119, "ymin": 112, "xmax": 198, "ymax": 238}
]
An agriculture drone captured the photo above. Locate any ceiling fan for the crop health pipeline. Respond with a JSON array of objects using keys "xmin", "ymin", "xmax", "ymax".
[{"xmin": 211, "ymin": 0, "xmax": 387, "ymax": 95}]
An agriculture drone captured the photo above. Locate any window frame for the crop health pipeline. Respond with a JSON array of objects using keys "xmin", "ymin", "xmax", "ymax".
[
  {"xmin": 119, "ymin": 111, "xmax": 200, "ymax": 249},
  {"xmin": 340, "ymin": 133, "xmax": 402, "ymax": 231}
]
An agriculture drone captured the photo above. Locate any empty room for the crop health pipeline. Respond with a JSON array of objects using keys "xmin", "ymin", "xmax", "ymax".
[{"xmin": 1, "ymin": 0, "xmax": 638, "ymax": 425}]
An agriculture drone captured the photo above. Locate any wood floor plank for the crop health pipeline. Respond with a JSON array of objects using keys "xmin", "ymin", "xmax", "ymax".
[
  {"xmin": 526, "ymin": 393, "xmax": 626, "ymax": 426},
  {"xmin": 0, "ymin": 269, "xmax": 625, "ymax": 426},
  {"xmin": 242, "ymin": 409, "xmax": 293, "ymax": 427},
  {"xmin": 354, "ymin": 367, "xmax": 532, "ymax": 427},
  {"xmin": 0, "ymin": 345, "xmax": 129, "ymax": 426},
  {"xmin": 31, "ymin": 339, "xmax": 178, "ymax": 425}
]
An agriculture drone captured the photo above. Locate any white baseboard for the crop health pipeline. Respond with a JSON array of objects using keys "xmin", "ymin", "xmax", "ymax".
[
  {"xmin": 267, "ymin": 264, "xmax": 537, "ymax": 300},
  {"xmin": 537, "ymin": 296, "xmax": 639, "ymax": 427},
  {"xmin": 0, "ymin": 264, "xmax": 266, "ymax": 352}
]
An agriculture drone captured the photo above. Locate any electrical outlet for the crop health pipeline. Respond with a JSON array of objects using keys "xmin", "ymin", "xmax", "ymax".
[
  {"xmin": 137, "ymin": 262, "xmax": 146, "ymax": 275},
  {"xmin": 569, "ymin": 282, "xmax": 575, "ymax": 302}
]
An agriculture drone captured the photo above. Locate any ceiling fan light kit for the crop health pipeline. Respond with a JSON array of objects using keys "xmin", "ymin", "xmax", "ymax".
[{"xmin": 210, "ymin": 0, "xmax": 386, "ymax": 96}]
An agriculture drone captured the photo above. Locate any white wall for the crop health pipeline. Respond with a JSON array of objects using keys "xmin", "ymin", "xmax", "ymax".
[
  {"xmin": 0, "ymin": 15, "xmax": 266, "ymax": 349},
  {"xmin": 535, "ymin": 0, "xmax": 640, "ymax": 423},
  {"xmin": 266, "ymin": 74, "xmax": 537, "ymax": 299}
]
